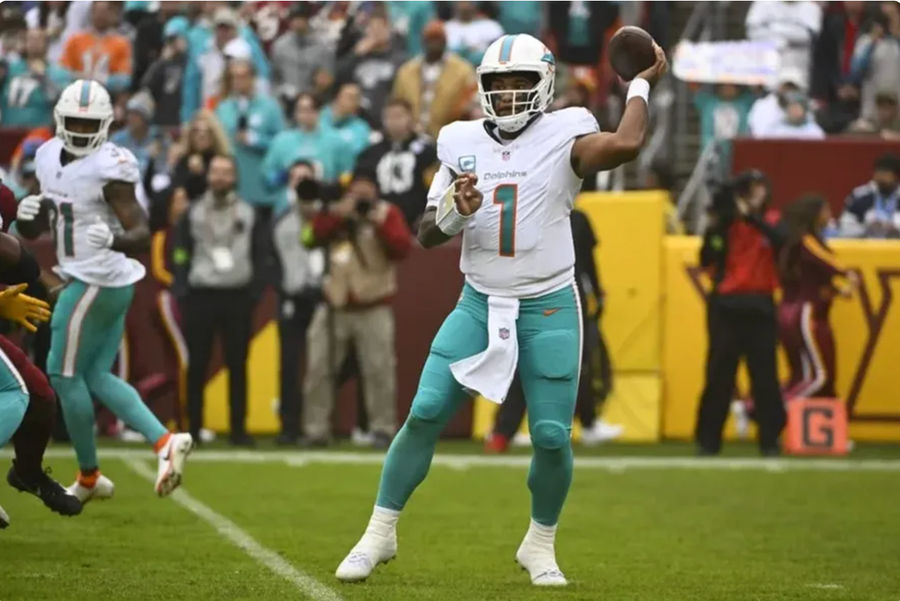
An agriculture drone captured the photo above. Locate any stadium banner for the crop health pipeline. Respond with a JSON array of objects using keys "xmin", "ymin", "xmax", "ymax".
[
  {"xmin": 663, "ymin": 237, "xmax": 900, "ymax": 442},
  {"xmin": 471, "ymin": 192, "xmax": 668, "ymax": 442},
  {"xmin": 672, "ymin": 40, "xmax": 780, "ymax": 86}
]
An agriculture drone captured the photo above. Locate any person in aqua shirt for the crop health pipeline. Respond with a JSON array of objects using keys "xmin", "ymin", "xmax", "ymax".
[
  {"xmin": 1, "ymin": 29, "xmax": 71, "ymax": 127},
  {"xmin": 215, "ymin": 60, "xmax": 286, "ymax": 210},
  {"xmin": 693, "ymin": 83, "xmax": 756, "ymax": 168},
  {"xmin": 263, "ymin": 93, "xmax": 354, "ymax": 213},
  {"xmin": 319, "ymin": 82, "xmax": 373, "ymax": 160}
]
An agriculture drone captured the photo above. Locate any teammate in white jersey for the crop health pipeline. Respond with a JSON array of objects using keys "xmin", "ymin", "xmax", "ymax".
[
  {"xmin": 16, "ymin": 80, "xmax": 193, "ymax": 503},
  {"xmin": 336, "ymin": 34, "xmax": 667, "ymax": 586}
]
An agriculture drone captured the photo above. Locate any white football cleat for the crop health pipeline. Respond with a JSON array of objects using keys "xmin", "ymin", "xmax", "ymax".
[
  {"xmin": 336, "ymin": 507, "xmax": 399, "ymax": 582},
  {"xmin": 0, "ymin": 502, "xmax": 9, "ymax": 528},
  {"xmin": 581, "ymin": 420, "xmax": 624, "ymax": 445},
  {"xmin": 67, "ymin": 473, "xmax": 115, "ymax": 504},
  {"xmin": 515, "ymin": 520, "xmax": 568, "ymax": 586},
  {"xmin": 155, "ymin": 432, "xmax": 194, "ymax": 497}
]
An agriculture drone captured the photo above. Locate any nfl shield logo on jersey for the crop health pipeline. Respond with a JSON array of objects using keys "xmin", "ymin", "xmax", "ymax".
[
  {"xmin": 458, "ymin": 155, "xmax": 476, "ymax": 173},
  {"xmin": 502, "ymin": 150, "xmax": 511, "ymax": 161},
  {"xmin": 499, "ymin": 327, "xmax": 510, "ymax": 340}
]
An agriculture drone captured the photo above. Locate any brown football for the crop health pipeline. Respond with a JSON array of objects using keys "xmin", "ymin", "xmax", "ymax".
[{"xmin": 607, "ymin": 26, "xmax": 656, "ymax": 81}]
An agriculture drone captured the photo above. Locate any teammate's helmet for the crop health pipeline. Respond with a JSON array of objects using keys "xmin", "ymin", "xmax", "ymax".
[
  {"xmin": 477, "ymin": 34, "xmax": 556, "ymax": 133},
  {"xmin": 54, "ymin": 79, "xmax": 114, "ymax": 157}
]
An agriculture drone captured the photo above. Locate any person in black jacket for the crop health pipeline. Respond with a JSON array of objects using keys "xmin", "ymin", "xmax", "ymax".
[
  {"xmin": 355, "ymin": 97, "xmax": 438, "ymax": 229},
  {"xmin": 696, "ymin": 171, "xmax": 787, "ymax": 456}
]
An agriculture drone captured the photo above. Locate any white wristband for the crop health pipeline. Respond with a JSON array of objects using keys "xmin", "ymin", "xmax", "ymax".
[
  {"xmin": 436, "ymin": 203, "xmax": 472, "ymax": 236},
  {"xmin": 627, "ymin": 78, "xmax": 650, "ymax": 104}
]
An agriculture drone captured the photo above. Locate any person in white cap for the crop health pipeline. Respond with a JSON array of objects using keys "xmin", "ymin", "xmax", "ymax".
[{"xmin": 748, "ymin": 67, "xmax": 815, "ymax": 137}]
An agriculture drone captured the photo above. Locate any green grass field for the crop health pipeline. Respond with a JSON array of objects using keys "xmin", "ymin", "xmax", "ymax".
[{"xmin": 2, "ymin": 441, "xmax": 900, "ymax": 601}]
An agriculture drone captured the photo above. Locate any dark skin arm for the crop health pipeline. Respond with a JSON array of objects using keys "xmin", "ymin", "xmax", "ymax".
[
  {"xmin": 417, "ymin": 173, "xmax": 482, "ymax": 249},
  {"xmin": 103, "ymin": 180, "xmax": 150, "ymax": 253},
  {"xmin": 570, "ymin": 44, "xmax": 668, "ymax": 177}
]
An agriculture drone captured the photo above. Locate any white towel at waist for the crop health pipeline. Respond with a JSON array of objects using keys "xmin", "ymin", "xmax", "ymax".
[{"xmin": 450, "ymin": 295, "xmax": 520, "ymax": 404}]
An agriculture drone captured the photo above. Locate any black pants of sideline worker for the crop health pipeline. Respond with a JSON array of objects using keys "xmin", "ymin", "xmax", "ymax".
[
  {"xmin": 185, "ymin": 288, "xmax": 253, "ymax": 439},
  {"xmin": 277, "ymin": 290, "xmax": 318, "ymax": 439},
  {"xmin": 695, "ymin": 295, "xmax": 786, "ymax": 454}
]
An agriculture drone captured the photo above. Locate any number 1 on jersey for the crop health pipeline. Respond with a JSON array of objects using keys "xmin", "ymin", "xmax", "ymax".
[
  {"xmin": 59, "ymin": 202, "xmax": 75, "ymax": 257},
  {"xmin": 493, "ymin": 184, "xmax": 518, "ymax": 257}
]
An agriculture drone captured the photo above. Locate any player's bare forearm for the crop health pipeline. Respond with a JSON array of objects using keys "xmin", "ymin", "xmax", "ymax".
[
  {"xmin": 417, "ymin": 208, "xmax": 453, "ymax": 248},
  {"xmin": 571, "ymin": 98, "xmax": 648, "ymax": 176},
  {"xmin": 103, "ymin": 180, "xmax": 150, "ymax": 253}
]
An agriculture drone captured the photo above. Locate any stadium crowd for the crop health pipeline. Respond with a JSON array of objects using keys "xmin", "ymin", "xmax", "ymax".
[{"xmin": 0, "ymin": 1, "xmax": 898, "ymax": 449}]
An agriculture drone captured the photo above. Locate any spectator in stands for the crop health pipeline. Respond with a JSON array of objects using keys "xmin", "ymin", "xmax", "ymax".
[
  {"xmin": 387, "ymin": 1, "xmax": 435, "ymax": 57},
  {"xmin": 338, "ymin": 13, "xmax": 407, "ymax": 124},
  {"xmin": 745, "ymin": 0, "xmax": 823, "ymax": 90},
  {"xmin": 320, "ymin": 82, "xmax": 373, "ymax": 160},
  {"xmin": 445, "ymin": 1, "xmax": 504, "ymax": 66},
  {"xmin": 166, "ymin": 110, "xmax": 232, "ymax": 227},
  {"xmin": 131, "ymin": 1, "xmax": 185, "ymax": 92},
  {"xmin": 263, "ymin": 93, "xmax": 354, "ymax": 213},
  {"xmin": 140, "ymin": 16, "xmax": 190, "ymax": 129},
  {"xmin": 356, "ymin": 98, "xmax": 438, "ymax": 228},
  {"xmin": 692, "ymin": 83, "xmax": 755, "ymax": 162},
  {"xmin": 748, "ymin": 67, "xmax": 811, "ymax": 137},
  {"xmin": 837, "ymin": 153, "xmax": 900, "ymax": 238},
  {"xmin": 23, "ymin": 2, "xmax": 72, "ymax": 63},
  {"xmin": 174, "ymin": 154, "xmax": 266, "ymax": 447},
  {"xmin": 498, "ymin": 2, "xmax": 543, "ymax": 38},
  {"xmin": 0, "ymin": 6, "xmax": 26, "ymax": 62},
  {"xmin": 393, "ymin": 20, "xmax": 477, "ymax": 138},
  {"xmin": 696, "ymin": 171, "xmax": 786, "ymax": 456},
  {"xmin": 182, "ymin": 5, "xmax": 270, "ymax": 123},
  {"xmin": 111, "ymin": 91, "xmax": 169, "ymax": 179},
  {"xmin": 300, "ymin": 169, "xmax": 412, "ymax": 448},
  {"xmin": 0, "ymin": 28, "xmax": 70, "ymax": 127},
  {"xmin": 3, "ymin": 139, "xmax": 40, "ymax": 200},
  {"xmin": 763, "ymin": 91, "xmax": 826, "ymax": 139},
  {"xmin": 546, "ymin": 2, "xmax": 618, "ymax": 67},
  {"xmin": 60, "ymin": 1, "xmax": 132, "ymax": 93},
  {"xmin": 271, "ymin": 161, "xmax": 325, "ymax": 445},
  {"xmin": 848, "ymin": 90, "xmax": 900, "ymax": 138},
  {"xmin": 810, "ymin": 1, "xmax": 868, "ymax": 133},
  {"xmin": 850, "ymin": 2, "xmax": 900, "ymax": 126},
  {"xmin": 215, "ymin": 59, "xmax": 285, "ymax": 214},
  {"xmin": 270, "ymin": 3, "xmax": 334, "ymax": 107}
]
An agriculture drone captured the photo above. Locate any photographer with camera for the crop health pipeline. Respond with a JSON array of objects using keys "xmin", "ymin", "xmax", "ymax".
[
  {"xmin": 270, "ymin": 161, "xmax": 325, "ymax": 445},
  {"xmin": 299, "ymin": 168, "xmax": 412, "ymax": 448},
  {"xmin": 695, "ymin": 170, "xmax": 787, "ymax": 456}
]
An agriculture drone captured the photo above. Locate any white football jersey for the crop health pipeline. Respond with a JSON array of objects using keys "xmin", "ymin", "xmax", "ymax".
[
  {"xmin": 427, "ymin": 107, "xmax": 599, "ymax": 298},
  {"xmin": 35, "ymin": 138, "xmax": 146, "ymax": 287}
]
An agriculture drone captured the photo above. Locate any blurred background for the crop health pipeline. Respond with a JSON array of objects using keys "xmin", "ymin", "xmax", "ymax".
[{"xmin": 0, "ymin": 0, "xmax": 898, "ymax": 451}]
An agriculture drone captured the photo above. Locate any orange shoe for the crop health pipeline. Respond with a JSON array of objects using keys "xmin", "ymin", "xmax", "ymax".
[{"xmin": 484, "ymin": 433, "xmax": 509, "ymax": 454}]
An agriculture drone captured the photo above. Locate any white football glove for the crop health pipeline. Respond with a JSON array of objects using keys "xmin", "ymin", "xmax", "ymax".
[
  {"xmin": 86, "ymin": 218, "xmax": 115, "ymax": 249},
  {"xmin": 16, "ymin": 194, "xmax": 43, "ymax": 222}
]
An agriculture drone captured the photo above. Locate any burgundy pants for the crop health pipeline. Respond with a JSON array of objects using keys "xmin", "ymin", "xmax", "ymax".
[{"xmin": 778, "ymin": 301, "xmax": 837, "ymax": 400}]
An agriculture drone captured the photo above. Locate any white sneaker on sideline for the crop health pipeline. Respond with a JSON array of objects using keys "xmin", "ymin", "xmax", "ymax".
[
  {"xmin": 199, "ymin": 428, "xmax": 216, "ymax": 444},
  {"xmin": 67, "ymin": 473, "xmax": 115, "ymax": 504},
  {"xmin": 515, "ymin": 520, "xmax": 567, "ymax": 586},
  {"xmin": 155, "ymin": 433, "xmax": 193, "ymax": 497},
  {"xmin": 730, "ymin": 400, "xmax": 751, "ymax": 439},
  {"xmin": 581, "ymin": 420, "xmax": 624, "ymax": 445},
  {"xmin": 511, "ymin": 432, "xmax": 531, "ymax": 447},
  {"xmin": 351, "ymin": 428, "xmax": 375, "ymax": 447}
]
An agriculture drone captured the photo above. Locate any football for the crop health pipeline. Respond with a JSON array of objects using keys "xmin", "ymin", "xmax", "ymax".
[{"xmin": 608, "ymin": 25, "xmax": 657, "ymax": 81}]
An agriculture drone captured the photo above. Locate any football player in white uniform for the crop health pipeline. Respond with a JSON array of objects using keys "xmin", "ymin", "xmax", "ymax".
[
  {"xmin": 16, "ymin": 80, "xmax": 193, "ymax": 503},
  {"xmin": 336, "ymin": 35, "xmax": 667, "ymax": 586}
]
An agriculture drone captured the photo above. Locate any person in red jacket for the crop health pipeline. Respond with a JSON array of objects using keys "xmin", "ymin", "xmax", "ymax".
[
  {"xmin": 299, "ymin": 168, "xmax": 412, "ymax": 448},
  {"xmin": 696, "ymin": 171, "xmax": 787, "ymax": 456},
  {"xmin": 778, "ymin": 195, "xmax": 858, "ymax": 400}
]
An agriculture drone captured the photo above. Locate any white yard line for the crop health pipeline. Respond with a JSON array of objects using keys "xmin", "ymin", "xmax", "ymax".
[
  {"xmin": 124, "ymin": 459, "xmax": 344, "ymax": 601},
  {"xmin": 13, "ymin": 448, "xmax": 900, "ymax": 472}
]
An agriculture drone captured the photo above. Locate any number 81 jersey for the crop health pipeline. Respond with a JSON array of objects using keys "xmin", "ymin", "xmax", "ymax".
[
  {"xmin": 426, "ymin": 107, "xmax": 600, "ymax": 298},
  {"xmin": 34, "ymin": 137, "xmax": 146, "ymax": 287}
]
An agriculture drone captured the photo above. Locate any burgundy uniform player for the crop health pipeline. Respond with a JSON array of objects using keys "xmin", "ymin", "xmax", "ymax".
[{"xmin": 777, "ymin": 195, "xmax": 859, "ymax": 401}]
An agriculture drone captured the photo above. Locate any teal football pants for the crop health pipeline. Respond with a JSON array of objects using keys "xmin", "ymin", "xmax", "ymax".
[{"xmin": 376, "ymin": 282, "xmax": 581, "ymax": 525}]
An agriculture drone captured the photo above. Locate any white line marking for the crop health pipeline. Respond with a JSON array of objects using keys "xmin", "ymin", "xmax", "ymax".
[
  {"xmin": 805, "ymin": 583, "xmax": 845, "ymax": 590},
  {"xmin": 123, "ymin": 459, "xmax": 343, "ymax": 601},
  {"xmin": 17, "ymin": 448, "xmax": 900, "ymax": 472}
]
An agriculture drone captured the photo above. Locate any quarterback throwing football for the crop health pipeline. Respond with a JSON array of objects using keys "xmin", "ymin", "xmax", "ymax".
[{"xmin": 336, "ymin": 34, "xmax": 667, "ymax": 586}]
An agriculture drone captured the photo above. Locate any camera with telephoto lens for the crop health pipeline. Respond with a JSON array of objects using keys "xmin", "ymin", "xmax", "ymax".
[{"xmin": 295, "ymin": 177, "xmax": 341, "ymax": 205}]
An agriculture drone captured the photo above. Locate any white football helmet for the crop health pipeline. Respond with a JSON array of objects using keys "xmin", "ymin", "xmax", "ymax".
[
  {"xmin": 54, "ymin": 79, "xmax": 113, "ymax": 157},
  {"xmin": 477, "ymin": 34, "xmax": 556, "ymax": 133}
]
